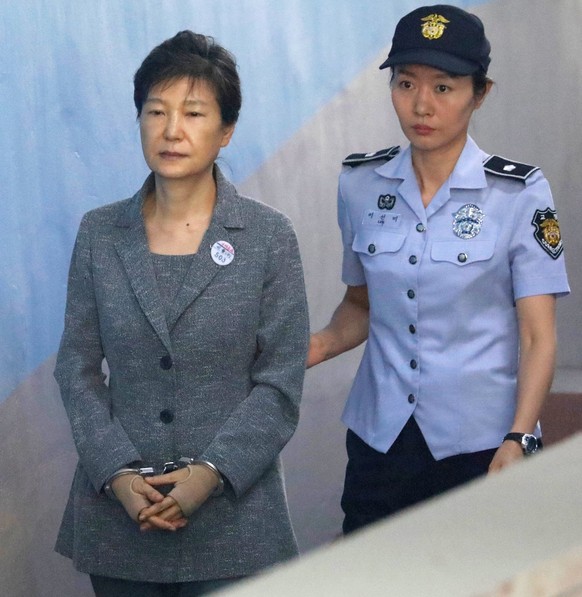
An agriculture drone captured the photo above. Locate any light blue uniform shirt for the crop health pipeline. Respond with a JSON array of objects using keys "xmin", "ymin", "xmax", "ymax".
[{"xmin": 339, "ymin": 137, "xmax": 570, "ymax": 459}]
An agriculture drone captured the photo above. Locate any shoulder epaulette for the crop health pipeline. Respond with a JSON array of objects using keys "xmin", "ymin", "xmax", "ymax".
[
  {"xmin": 342, "ymin": 146, "xmax": 400, "ymax": 167},
  {"xmin": 483, "ymin": 155, "xmax": 539, "ymax": 181}
]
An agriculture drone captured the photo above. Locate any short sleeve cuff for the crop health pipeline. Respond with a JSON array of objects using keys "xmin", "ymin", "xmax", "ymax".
[
  {"xmin": 342, "ymin": 257, "xmax": 366, "ymax": 286},
  {"xmin": 513, "ymin": 274, "xmax": 570, "ymax": 300}
]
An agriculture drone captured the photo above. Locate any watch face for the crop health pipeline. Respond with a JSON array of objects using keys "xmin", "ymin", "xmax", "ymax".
[{"xmin": 524, "ymin": 435, "xmax": 538, "ymax": 454}]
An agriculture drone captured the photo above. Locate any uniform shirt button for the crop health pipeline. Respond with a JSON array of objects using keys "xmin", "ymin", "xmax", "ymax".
[
  {"xmin": 457, "ymin": 252, "xmax": 468, "ymax": 263},
  {"xmin": 409, "ymin": 255, "xmax": 418, "ymax": 265},
  {"xmin": 407, "ymin": 289, "xmax": 415, "ymax": 299},
  {"xmin": 410, "ymin": 359, "xmax": 418, "ymax": 369},
  {"xmin": 409, "ymin": 324, "xmax": 416, "ymax": 334},
  {"xmin": 368, "ymin": 243, "xmax": 376, "ymax": 254},
  {"xmin": 160, "ymin": 355, "xmax": 173, "ymax": 370},
  {"xmin": 408, "ymin": 394, "xmax": 416, "ymax": 404},
  {"xmin": 416, "ymin": 223, "xmax": 426, "ymax": 233},
  {"xmin": 159, "ymin": 409, "xmax": 174, "ymax": 424}
]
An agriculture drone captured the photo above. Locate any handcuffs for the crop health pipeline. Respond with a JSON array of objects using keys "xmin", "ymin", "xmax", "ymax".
[{"xmin": 103, "ymin": 457, "xmax": 224, "ymax": 500}]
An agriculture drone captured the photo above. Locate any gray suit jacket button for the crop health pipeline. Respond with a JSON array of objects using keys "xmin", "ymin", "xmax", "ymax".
[
  {"xmin": 159, "ymin": 409, "xmax": 174, "ymax": 424},
  {"xmin": 160, "ymin": 355, "xmax": 173, "ymax": 370}
]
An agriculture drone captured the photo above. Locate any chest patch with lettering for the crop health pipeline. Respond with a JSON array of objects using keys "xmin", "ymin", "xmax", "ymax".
[{"xmin": 362, "ymin": 209, "xmax": 402, "ymax": 230}]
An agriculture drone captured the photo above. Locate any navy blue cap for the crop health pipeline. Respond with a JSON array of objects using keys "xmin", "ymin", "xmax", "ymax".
[{"xmin": 380, "ymin": 4, "xmax": 491, "ymax": 75}]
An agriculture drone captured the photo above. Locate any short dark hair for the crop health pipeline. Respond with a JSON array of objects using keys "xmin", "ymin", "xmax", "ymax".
[
  {"xmin": 471, "ymin": 69, "xmax": 492, "ymax": 99},
  {"xmin": 133, "ymin": 31, "xmax": 241, "ymax": 125}
]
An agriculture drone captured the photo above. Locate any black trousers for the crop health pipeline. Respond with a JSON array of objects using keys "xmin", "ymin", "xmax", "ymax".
[
  {"xmin": 341, "ymin": 416, "xmax": 497, "ymax": 534},
  {"xmin": 90, "ymin": 575, "xmax": 241, "ymax": 597}
]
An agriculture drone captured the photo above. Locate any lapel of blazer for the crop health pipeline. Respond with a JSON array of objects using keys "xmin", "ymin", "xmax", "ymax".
[
  {"xmin": 113, "ymin": 175, "xmax": 173, "ymax": 354},
  {"xmin": 166, "ymin": 166, "xmax": 245, "ymax": 331}
]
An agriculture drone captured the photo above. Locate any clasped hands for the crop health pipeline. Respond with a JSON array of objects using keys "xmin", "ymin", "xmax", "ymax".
[{"xmin": 111, "ymin": 464, "xmax": 220, "ymax": 532}]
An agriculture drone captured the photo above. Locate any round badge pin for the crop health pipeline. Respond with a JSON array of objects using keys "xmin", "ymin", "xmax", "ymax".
[{"xmin": 211, "ymin": 240, "xmax": 235, "ymax": 266}]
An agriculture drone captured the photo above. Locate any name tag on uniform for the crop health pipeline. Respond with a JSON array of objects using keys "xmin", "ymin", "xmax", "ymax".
[{"xmin": 361, "ymin": 209, "xmax": 401, "ymax": 230}]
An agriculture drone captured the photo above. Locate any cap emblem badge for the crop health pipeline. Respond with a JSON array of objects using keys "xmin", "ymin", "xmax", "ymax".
[{"xmin": 421, "ymin": 14, "xmax": 450, "ymax": 40}]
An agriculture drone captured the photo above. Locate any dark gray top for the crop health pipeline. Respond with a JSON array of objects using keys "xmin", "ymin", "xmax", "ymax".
[{"xmin": 151, "ymin": 253, "xmax": 195, "ymax": 321}]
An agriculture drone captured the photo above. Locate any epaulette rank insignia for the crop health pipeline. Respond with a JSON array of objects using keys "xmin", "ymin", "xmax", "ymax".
[
  {"xmin": 483, "ymin": 155, "xmax": 539, "ymax": 181},
  {"xmin": 343, "ymin": 146, "xmax": 400, "ymax": 167}
]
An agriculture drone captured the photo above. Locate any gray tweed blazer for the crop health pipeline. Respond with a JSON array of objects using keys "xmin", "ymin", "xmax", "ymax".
[{"xmin": 54, "ymin": 167, "xmax": 309, "ymax": 583}]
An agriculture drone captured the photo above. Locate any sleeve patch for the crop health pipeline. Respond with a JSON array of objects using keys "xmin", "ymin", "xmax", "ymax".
[
  {"xmin": 483, "ymin": 155, "xmax": 539, "ymax": 181},
  {"xmin": 342, "ymin": 146, "xmax": 400, "ymax": 167},
  {"xmin": 531, "ymin": 208, "xmax": 563, "ymax": 259}
]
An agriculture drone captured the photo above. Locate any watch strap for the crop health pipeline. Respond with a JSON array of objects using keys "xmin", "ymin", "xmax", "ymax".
[{"xmin": 503, "ymin": 432, "xmax": 542, "ymax": 454}]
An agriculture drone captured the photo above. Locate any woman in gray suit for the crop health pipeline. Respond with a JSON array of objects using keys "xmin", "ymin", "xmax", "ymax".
[{"xmin": 54, "ymin": 31, "xmax": 309, "ymax": 596}]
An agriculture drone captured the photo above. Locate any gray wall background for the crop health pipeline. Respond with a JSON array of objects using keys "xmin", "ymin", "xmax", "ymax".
[{"xmin": 1, "ymin": 1, "xmax": 580, "ymax": 595}]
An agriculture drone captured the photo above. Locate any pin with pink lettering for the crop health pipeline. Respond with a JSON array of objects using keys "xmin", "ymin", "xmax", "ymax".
[{"xmin": 211, "ymin": 241, "xmax": 235, "ymax": 266}]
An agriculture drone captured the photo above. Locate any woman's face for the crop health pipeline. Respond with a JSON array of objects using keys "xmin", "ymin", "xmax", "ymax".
[
  {"xmin": 391, "ymin": 64, "xmax": 488, "ymax": 157},
  {"xmin": 139, "ymin": 77, "xmax": 234, "ymax": 183}
]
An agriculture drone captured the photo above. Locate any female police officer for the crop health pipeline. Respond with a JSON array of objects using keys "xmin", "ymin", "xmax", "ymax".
[{"xmin": 308, "ymin": 4, "xmax": 569, "ymax": 534}]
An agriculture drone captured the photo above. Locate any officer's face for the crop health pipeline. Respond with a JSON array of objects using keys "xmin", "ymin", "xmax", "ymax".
[{"xmin": 391, "ymin": 64, "xmax": 487, "ymax": 157}]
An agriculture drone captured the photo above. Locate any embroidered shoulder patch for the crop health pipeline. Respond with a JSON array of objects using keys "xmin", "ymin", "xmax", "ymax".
[
  {"xmin": 483, "ymin": 155, "xmax": 539, "ymax": 181},
  {"xmin": 342, "ymin": 146, "xmax": 400, "ymax": 167},
  {"xmin": 531, "ymin": 208, "xmax": 563, "ymax": 259}
]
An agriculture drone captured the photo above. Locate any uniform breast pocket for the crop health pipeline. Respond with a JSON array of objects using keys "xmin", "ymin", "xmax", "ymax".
[
  {"xmin": 431, "ymin": 239, "xmax": 496, "ymax": 266},
  {"xmin": 353, "ymin": 230, "xmax": 406, "ymax": 258}
]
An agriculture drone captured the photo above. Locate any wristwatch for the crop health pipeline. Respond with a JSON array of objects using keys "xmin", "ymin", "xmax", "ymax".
[{"xmin": 503, "ymin": 432, "xmax": 543, "ymax": 455}]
